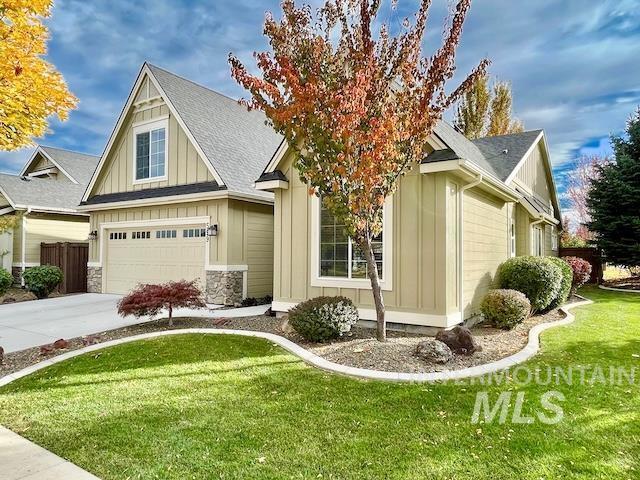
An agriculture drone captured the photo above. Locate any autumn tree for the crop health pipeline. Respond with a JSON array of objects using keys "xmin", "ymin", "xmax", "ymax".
[
  {"xmin": 454, "ymin": 75, "xmax": 522, "ymax": 139},
  {"xmin": 230, "ymin": 0, "xmax": 488, "ymax": 340},
  {"xmin": 566, "ymin": 154, "xmax": 609, "ymax": 239},
  {"xmin": 0, "ymin": 0, "xmax": 77, "ymax": 150}
]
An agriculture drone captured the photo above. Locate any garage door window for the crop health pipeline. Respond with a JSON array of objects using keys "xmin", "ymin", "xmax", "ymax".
[
  {"xmin": 132, "ymin": 231, "xmax": 150, "ymax": 239},
  {"xmin": 156, "ymin": 230, "xmax": 177, "ymax": 239},
  {"xmin": 183, "ymin": 228, "xmax": 206, "ymax": 238},
  {"xmin": 109, "ymin": 232, "xmax": 127, "ymax": 240}
]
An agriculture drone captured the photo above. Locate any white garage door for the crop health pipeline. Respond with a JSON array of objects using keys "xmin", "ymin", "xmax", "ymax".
[{"xmin": 105, "ymin": 225, "xmax": 207, "ymax": 294}]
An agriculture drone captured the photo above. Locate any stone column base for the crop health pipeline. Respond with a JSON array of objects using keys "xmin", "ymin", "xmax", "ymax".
[
  {"xmin": 11, "ymin": 267, "xmax": 22, "ymax": 284},
  {"xmin": 206, "ymin": 271, "xmax": 244, "ymax": 306},
  {"xmin": 87, "ymin": 266, "xmax": 103, "ymax": 293}
]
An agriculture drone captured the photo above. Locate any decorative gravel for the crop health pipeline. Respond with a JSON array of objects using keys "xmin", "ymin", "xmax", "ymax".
[
  {"xmin": 603, "ymin": 277, "xmax": 640, "ymax": 291},
  {"xmin": 1, "ymin": 303, "xmax": 572, "ymax": 377}
]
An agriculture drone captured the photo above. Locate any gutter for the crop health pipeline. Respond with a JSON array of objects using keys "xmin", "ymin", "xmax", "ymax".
[{"xmin": 458, "ymin": 173, "xmax": 483, "ymax": 322}]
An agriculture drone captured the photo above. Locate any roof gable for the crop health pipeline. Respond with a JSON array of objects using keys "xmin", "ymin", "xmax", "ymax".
[{"xmin": 20, "ymin": 146, "xmax": 98, "ymax": 185}]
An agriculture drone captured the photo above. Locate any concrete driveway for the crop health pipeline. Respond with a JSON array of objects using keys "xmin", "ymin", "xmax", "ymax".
[{"xmin": 0, "ymin": 294, "xmax": 269, "ymax": 353}]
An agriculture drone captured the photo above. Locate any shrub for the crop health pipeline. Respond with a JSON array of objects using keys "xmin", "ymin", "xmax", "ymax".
[
  {"xmin": 480, "ymin": 289, "xmax": 531, "ymax": 330},
  {"xmin": 497, "ymin": 256, "xmax": 562, "ymax": 312},
  {"xmin": 562, "ymin": 256, "xmax": 592, "ymax": 295},
  {"xmin": 117, "ymin": 280, "xmax": 206, "ymax": 326},
  {"xmin": 241, "ymin": 295, "xmax": 273, "ymax": 307},
  {"xmin": 0, "ymin": 268, "xmax": 12, "ymax": 296},
  {"xmin": 547, "ymin": 257, "xmax": 573, "ymax": 308},
  {"xmin": 288, "ymin": 296, "xmax": 358, "ymax": 342},
  {"xmin": 22, "ymin": 266, "xmax": 63, "ymax": 299}
]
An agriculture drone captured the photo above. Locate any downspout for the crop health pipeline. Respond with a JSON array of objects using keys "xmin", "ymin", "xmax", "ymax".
[
  {"xmin": 458, "ymin": 174, "xmax": 483, "ymax": 322},
  {"xmin": 21, "ymin": 207, "xmax": 31, "ymax": 287}
]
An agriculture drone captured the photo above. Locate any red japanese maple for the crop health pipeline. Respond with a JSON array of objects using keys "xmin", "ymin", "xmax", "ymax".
[
  {"xmin": 117, "ymin": 280, "xmax": 206, "ymax": 327},
  {"xmin": 230, "ymin": 0, "xmax": 488, "ymax": 340}
]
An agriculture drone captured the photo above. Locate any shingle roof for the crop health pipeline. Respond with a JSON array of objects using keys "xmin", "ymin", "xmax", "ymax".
[
  {"xmin": 424, "ymin": 123, "xmax": 543, "ymax": 182},
  {"xmin": 39, "ymin": 146, "xmax": 100, "ymax": 185},
  {"xmin": 147, "ymin": 64, "xmax": 283, "ymax": 199},
  {"xmin": 0, "ymin": 173, "xmax": 86, "ymax": 211}
]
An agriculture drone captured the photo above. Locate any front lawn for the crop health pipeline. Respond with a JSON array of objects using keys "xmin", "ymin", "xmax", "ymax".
[{"xmin": 1, "ymin": 286, "xmax": 639, "ymax": 479}]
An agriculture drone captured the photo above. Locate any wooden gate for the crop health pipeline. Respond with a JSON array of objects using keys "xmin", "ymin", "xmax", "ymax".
[
  {"xmin": 40, "ymin": 242, "xmax": 89, "ymax": 294},
  {"xmin": 559, "ymin": 247, "xmax": 603, "ymax": 284}
]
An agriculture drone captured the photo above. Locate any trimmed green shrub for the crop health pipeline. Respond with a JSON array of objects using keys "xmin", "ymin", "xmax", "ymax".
[
  {"xmin": 22, "ymin": 265, "xmax": 63, "ymax": 299},
  {"xmin": 497, "ymin": 256, "xmax": 562, "ymax": 312},
  {"xmin": 288, "ymin": 296, "xmax": 358, "ymax": 342},
  {"xmin": 480, "ymin": 289, "xmax": 531, "ymax": 329},
  {"xmin": 547, "ymin": 257, "xmax": 573, "ymax": 308},
  {"xmin": 0, "ymin": 268, "xmax": 12, "ymax": 296}
]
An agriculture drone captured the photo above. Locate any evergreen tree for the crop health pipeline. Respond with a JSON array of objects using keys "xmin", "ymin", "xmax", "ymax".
[{"xmin": 587, "ymin": 109, "xmax": 640, "ymax": 268}]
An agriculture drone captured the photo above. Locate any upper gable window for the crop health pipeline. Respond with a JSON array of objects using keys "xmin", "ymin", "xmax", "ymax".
[{"xmin": 133, "ymin": 118, "xmax": 168, "ymax": 183}]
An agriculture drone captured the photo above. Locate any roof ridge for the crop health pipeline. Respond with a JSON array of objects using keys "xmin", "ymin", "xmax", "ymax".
[
  {"xmin": 473, "ymin": 129, "xmax": 543, "ymax": 142},
  {"xmin": 39, "ymin": 145, "xmax": 100, "ymax": 158},
  {"xmin": 146, "ymin": 63, "xmax": 244, "ymax": 107}
]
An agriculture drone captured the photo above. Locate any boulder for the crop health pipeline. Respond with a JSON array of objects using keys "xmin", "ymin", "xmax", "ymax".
[
  {"xmin": 280, "ymin": 317, "xmax": 295, "ymax": 335},
  {"xmin": 53, "ymin": 338, "xmax": 70, "ymax": 350},
  {"xmin": 436, "ymin": 326, "xmax": 482, "ymax": 355},
  {"xmin": 415, "ymin": 339, "xmax": 453, "ymax": 364}
]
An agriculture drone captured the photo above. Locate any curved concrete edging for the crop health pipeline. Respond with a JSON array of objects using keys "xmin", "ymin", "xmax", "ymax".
[
  {"xmin": 0, "ymin": 297, "xmax": 593, "ymax": 386},
  {"xmin": 599, "ymin": 285, "xmax": 640, "ymax": 294}
]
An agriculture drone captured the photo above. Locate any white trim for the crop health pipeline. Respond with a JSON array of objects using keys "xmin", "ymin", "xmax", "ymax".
[
  {"xmin": 133, "ymin": 95, "xmax": 162, "ymax": 107},
  {"xmin": 20, "ymin": 210, "xmax": 28, "ymax": 285},
  {"xmin": 254, "ymin": 179, "xmax": 289, "ymax": 191},
  {"xmin": 20, "ymin": 147, "xmax": 79, "ymax": 184},
  {"xmin": 272, "ymin": 301, "xmax": 460, "ymax": 328},
  {"xmin": 205, "ymin": 264, "xmax": 249, "ymax": 272},
  {"xmin": 242, "ymin": 271, "xmax": 248, "ymax": 299},
  {"xmin": 12, "ymin": 204, "xmax": 88, "ymax": 216},
  {"xmin": 87, "ymin": 261, "xmax": 101, "ymax": 268},
  {"xmin": 309, "ymin": 196, "xmax": 393, "ymax": 291},
  {"xmin": 27, "ymin": 167, "xmax": 59, "ymax": 178},
  {"xmin": 509, "ymin": 205, "xmax": 517, "ymax": 258},
  {"xmin": 551, "ymin": 225, "xmax": 558, "ymax": 251},
  {"xmin": 77, "ymin": 189, "xmax": 274, "ymax": 212},
  {"xmin": 0, "ymin": 206, "xmax": 15, "ymax": 215},
  {"xmin": 504, "ymin": 130, "xmax": 545, "ymax": 184},
  {"xmin": 0, "ymin": 297, "xmax": 593, "ymax": 385},
  {"xmin": 132, "ymin": 117, "xmax": 169, "ymax": 185},
  {"xmin": 12, "ymin": 262, "xmax": 39, "ymax": 268},
  {"xmin": 0, "ymin": 185, "xmax": 17, "ymax": 209},
  {"xmin": 82, "ymin": 64, "xmax": 225, "ymax": 203},
  {"xmin": 263, "ymin": 139, "xmax": 289, "ymax": 174}
]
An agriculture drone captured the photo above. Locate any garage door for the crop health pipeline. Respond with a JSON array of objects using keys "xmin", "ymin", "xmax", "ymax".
[{"xmin": 105, "ymin": 225, "xmax": 207, "ymax": 294}]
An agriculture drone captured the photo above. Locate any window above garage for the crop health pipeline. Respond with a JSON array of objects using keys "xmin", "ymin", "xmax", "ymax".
[{"xmin": 133, "ymin": 117, "xmax": 168, "ymax": 184}]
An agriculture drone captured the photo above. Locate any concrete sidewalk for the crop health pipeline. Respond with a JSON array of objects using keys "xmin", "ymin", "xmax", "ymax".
[
  {"xmin": 0, "ymin": 426, "xmax": 99, "ymax": 479},
  {"xmin": 0, "ymin": 293, "xmax": 270, "ymax": 353}
]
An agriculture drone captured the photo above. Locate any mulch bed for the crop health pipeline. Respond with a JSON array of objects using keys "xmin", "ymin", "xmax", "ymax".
[
  {"xmin": 603, "ymin": 277, "xmax": 640, "ymax": 291},
  {"xmin": 1, "ymin": 301, "xmax": 575, "ymax": 377},
  {"xmin": 0, "ymin": 287, "xmax": 64, "ymax": 305}
]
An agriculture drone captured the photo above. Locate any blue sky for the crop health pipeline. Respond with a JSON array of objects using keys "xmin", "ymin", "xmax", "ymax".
[{"xmin": 1, "ymin": 0, "xmax": 639, "ymax": 220}]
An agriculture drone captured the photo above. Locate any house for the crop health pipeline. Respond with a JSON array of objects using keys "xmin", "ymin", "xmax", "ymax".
[
  {"xmin": 256, "ymin": 121, "xmax": 561, "ymax": 329},
  {"xmin": 0, "ymin": 146, "xmax": 99, "ymax": 281},
  {"xmin": 77, "ymin": 63, "xmax": 281, "ymax": 305}
]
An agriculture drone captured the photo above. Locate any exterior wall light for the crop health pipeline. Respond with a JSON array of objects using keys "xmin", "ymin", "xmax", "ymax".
[
  {"xmin": 87, "ymin": 230, "xmax": 98, "ymax": 241},
  {"xmin": 207, "ymin": 224, "xmax": 219, "ymax": 237}
]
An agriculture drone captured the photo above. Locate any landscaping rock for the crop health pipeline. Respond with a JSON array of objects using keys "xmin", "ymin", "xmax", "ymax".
[
  {"xmin": 279, "ymin": 317, "xmax": 295, "ymax": 335},
  {"xmin": 414, "ymin": 339, "xmax": 453, "ymax": 364},
  {"xmin": 53, "ymin": 338, "xmax": 70, "ymax": 350},
  {"xmin": 82, "ymin": 335, "xmax": 100, "ymax": 346},
  {"xmin": 436, "ymin": 326, "xmax": 482, "ymax": 355}
]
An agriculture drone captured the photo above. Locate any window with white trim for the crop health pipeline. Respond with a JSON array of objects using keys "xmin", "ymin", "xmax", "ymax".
[
  {"xmin": 183, "ymin": 228, "xmax": 206, "ymax": 238},
  {"xmin": 319, "ymin": 204, "xmax": 383, "ymax": 279},
  {"xmin": 551, "ymin": 226, "xmax": 558, "ymax": 250},
  {"xmin": 532, "ymin": 226, "xmax": 543, "ymax": 256},
  {"xmin": 134, "ymin": 119, "xmax": 167, "ymax": 182},
  {"xmin": 510, "ymin": 217, "xmax": 517, "ymax": 257}
]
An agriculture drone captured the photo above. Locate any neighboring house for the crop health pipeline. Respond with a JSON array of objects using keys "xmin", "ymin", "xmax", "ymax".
[
  {"xmin": 0, "ymin": 146, "xmax": 99, "ymax": 280},
  {"xmin": 78, "ymin": 63, "xmax": 281, "ymax": 305},
  {"xmin": 256, "ymin": 122, "xmax": 561, "ymax": 329}
]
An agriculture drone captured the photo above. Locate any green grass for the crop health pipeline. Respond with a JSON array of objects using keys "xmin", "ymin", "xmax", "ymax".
[{"xmin": 1, "ymin": 286, "xmax": 639, "ymax": 479}]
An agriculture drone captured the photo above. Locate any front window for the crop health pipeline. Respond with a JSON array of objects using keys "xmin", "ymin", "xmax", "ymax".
[
  {"xmin": 551, "ymin": 226, "xmax": 558, "ymax": 250},
  {"xmin": 532, "ymin": 226, "xmax": 543, "ymax": 256},
  {"xmin": 133, "ymin": 119, "xmax": 168, "ymax": 182},
  {"xmin": 510, "ymin": 219, "xmax": 516, "ymax": 257},
  {"xmin": 319, "ymin": 205, "xmax": 383, "ymax": 279}
]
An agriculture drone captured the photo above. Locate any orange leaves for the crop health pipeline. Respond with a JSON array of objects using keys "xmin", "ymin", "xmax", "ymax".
[{"xmin": 229, "ymin": 0, "xmax": 485, "ymax": 238}]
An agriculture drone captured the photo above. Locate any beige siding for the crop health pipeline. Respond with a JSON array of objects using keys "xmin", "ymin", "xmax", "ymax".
[
  {"xmin": 245, "ymin": 203, "xmax": 275, "ymax": 297},
  {"xmin": 91, "ymin": 76, "xmax": 215, "ymax": 197},
  {"xmin": 515, "ymin": 144, "xmax": 552, "ymax": 204},
  {"xmin": 11, "ymin": 214, "xmax": 89, "ymax": 264},
  {"xmin": 462, "ymin": 188, "xmax": 509, "ymax": 317},
  {"xmin": 26, "ymin": 154, "xmax": 54, "ymax": 174},
  {"xmin": 273, "ymin": 153, "xmax": 449, "ymax": 320}
]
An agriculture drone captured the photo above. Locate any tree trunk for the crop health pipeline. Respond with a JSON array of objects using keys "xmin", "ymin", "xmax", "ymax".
[
  {"xmin": 359, "ymin": 235, "xmax": 386, "ymax": 342},
  {"xmin": 168, "ymin": 304, "xmax": 173, "ymax": 327}
]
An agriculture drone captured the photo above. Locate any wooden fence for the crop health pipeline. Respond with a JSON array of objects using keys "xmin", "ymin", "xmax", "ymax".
[
  {"xmin": 559, "ymin": 247, "xmax": 603, "ymax": 284},
  {"xmin": 40, "ymin": 242, "xmax": 89, "ymax": 294}
]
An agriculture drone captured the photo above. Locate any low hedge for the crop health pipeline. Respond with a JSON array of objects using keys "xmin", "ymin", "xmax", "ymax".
[
  {"xmin": 547, "ymin": 257, "xmax": 573, "ymax": 308},
  {"xmin": 481, "ymin": 289, "xmax": 531, "ymax": 329},
  {"xmin": 22, "ymin": 265, "xmax": 63, "ymax": 299},
  {"xmin": 288, "ymin": 296, "xmax": 358, "ymax": 342},
  {"xmin": 497, "ymin": 256, "xmax": 562, "ymax": 312},
  {"xmin": 0, "ymin": 268, "xmax": 12, "ymax": 296}
]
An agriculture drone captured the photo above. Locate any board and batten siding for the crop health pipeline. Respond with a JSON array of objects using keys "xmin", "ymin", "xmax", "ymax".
[
  {"xmin": 462, "ymin": 188, "xmax": 509, "ymax": 317},
  {"xmin": 91, "ymin": 82, "xmax": 215, "ymax": 197},
  {"xmin": 273, "ymin": 155, "xmax": 461, "ymax": 325},
  {"xmin": 12, "ymin": 213, "xmax": 89, "ymax": 264},
  {"xmin": 515, "ymin": 143, "xmax": 552, "ymax": 204}
]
